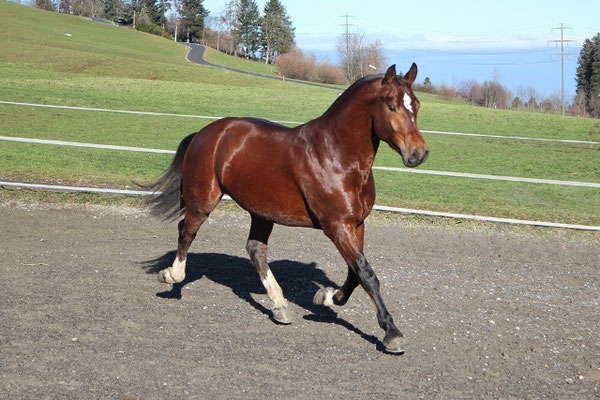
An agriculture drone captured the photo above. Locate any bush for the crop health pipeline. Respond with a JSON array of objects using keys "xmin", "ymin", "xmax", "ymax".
[
  {"xmin": 437, "ymin": 84, "xmax": 457, "ymax": 100},
  {"xmin": 316, "ymin": 63, "xmax": 347, "ymax": 86},
  {"xmin": 413, "ymin": 77, "xmax": 437, "ymax": 94},
  {"xmin": 275, "ymin": 49, "xmax": 347, "ymax": 85},
  {"xmin": 482, "ymin": 81, "xmax": 510, "ymax": 109},
  {"xmin": 136, "ymin": 22, "xmax": 162, "ymax": 37},
  {"xmin": 511, "ymin": 96, "xmax": 523, "ymax": 109}
]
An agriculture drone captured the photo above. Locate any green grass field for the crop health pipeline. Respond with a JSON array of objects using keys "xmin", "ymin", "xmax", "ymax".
[
  {"xmin": 203, "ymin": 46, "xmax": 279, "ymax": 76},
  {"xmin": 1, "ymin": 1, "xmax": 599, "ymax": 226}
]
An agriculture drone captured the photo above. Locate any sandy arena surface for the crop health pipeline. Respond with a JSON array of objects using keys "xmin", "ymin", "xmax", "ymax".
[{"xmin": 0, "ymin": 200, "xmax": 598, "ymax": 399}]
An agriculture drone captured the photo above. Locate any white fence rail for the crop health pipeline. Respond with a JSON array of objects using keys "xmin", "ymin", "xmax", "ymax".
[
  {"xmin": 2, "ymin": 135, "xmax": 599, "ymax": 188},
  {"xmin": 1, "ymin": 181, "xmax": 598, "ymax": 231},
  {"xmin": 2, "ymin": 101, "xmax": 599, "ymax": 231},
  {"xmin": 2, "ymin": 101, "xmax": 599, "ymax": 145}
]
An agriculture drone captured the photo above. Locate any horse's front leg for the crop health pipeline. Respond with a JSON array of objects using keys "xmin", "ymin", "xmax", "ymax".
[
  {"xmin": 313, "ymin": 223, "xmax": 362, "ymax": 306},
  {"xmin": 317, "ymin": 222, "xmax": 404, "ymax": 353},
  {"xmin": 313, "ymin": 266, "xmax": 359, "ymax": 306}
]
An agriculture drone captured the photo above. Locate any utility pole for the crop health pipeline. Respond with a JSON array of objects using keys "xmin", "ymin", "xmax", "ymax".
[
  {"xmin": 549, "ymin": 23, "xmax": 575, "ymax": 115},
  {"xmin": 340, "ymin": 13, "xmax": 355, "ymax": 82}
]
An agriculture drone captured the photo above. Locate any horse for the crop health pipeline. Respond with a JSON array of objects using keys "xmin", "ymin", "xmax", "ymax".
[{"xmin": 146, "ymin": 64, "xmax": 428, "ymax": 353}]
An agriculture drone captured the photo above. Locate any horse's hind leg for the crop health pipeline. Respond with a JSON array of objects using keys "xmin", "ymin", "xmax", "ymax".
[
  {"xmin": 158, "ymin": 210, "xmax": 208, "ymax": 284},
  {"xmin": 246, "ymin": 215, "xmax": 291, "ymax": 324}
]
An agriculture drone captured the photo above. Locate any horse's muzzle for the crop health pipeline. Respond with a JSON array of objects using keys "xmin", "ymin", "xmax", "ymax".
[{"xmin": 403, "ymin": 148, "xmax": 429, "ymax": 168}]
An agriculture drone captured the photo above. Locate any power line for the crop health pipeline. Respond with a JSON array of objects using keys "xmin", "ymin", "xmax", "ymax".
[{"xmin": 549, "ymin": 23, "xmax": 576, "ymax": 115}]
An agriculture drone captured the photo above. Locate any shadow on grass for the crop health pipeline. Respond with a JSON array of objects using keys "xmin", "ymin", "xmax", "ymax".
[{"xmin": 142, "ymin": 251, "xmax": 387, "ymax": 352}]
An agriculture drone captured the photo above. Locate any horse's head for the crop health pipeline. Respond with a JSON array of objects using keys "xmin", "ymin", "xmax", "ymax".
[{"xmin": 373, "ymin": 64, "xmax": 428, "ymax": 168}]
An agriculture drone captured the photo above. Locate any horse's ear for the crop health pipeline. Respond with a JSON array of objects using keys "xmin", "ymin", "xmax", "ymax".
[
  {"xmin": 402, "ymin": 63, "xmax": 418, "ymax": 87},
  {"xmin": 382, "ymin": 64, "xmax": 397, "ymax": 85}
]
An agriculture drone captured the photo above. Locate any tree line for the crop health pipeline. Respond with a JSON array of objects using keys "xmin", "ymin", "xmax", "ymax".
[
  {"xmin": 30, "ymin": 0, "xmax": 378, "ymax": 85},
  {"xmin": 29, "ymin": 0, "xmax": 295, "ymax": 59},
  {"xmin": 202, "ymin": 0, "xmax": 295, "ymax": 63},
  {"xmin": 417, "ymin": 32, "xmax": 600, "ymax": 118},
  {"xmin": 32, "ymin": 0, "xmax": 203, "ymax": 41},
  {"xmin": 422, "ymin": 78, "xmax": 580, "ymax": 115},
  {"xmin": 29, "ymin": 0, "xmax": 599, "ymax": 117}
]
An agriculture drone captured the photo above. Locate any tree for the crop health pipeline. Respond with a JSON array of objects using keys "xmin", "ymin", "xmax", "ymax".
[
  {"xmin": 260, "ymin": 0, "xmax": 294, "ymax": 64},
  {"xmin": 139, "ymin": 0, "xmax": 160, "ymax": 24},
  {"xmin": 36, "ymin": 0, "xmax": 57, "ymax": 11},
  {"xmin": 103, "ymin": 0, "xmax": 125, "ymax": 21},
  {"xmin": 59, "ymin": 0, "xmax": 72, "ymax": 13},
  {"xmin": 233, "ymin": 0, "xmax": 260, "ymax": 58},
  {"xmin": 511, "ymin": 96, "xmax": 523, "ymax": 109},
  {"xmin": 121, "ymin": 0, "xmax": 141, "ymax": 26},
  {"xmin": 220, "ymin": 0, "xmax": 239, "ymax": 53},
  {"xmin": 72, "ymin": 0, "xmax": 103, "ymax": 17},
  {"xmin": 157, "ymin": 0, "xmax": 171, "ymax": 28},
  {"xmin": 482, "ymin": 81, "xmax": 510, "ymax": 109},
  {"xmin": 177, "ymin": 0, "xmax": 208, "ymax": 42},
  {"xmin": 337, "ymin": 31, "xmax": 385, "ymax": 83},
  {"xmin": 575, "ymin": 33, "xmax": 600, "ymax": 118}
]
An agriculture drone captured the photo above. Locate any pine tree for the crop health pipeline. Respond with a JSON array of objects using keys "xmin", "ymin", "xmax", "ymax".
[
  {"xmin": 178, "ymin": 0, "xmax": 208, "ymax": 42},
  {"xmin": 260, "ymin": 0, "xmax": 295, "ymax": 64},
  {"xmin": 233, "ymin": 0, "xmax": 260, "ymax": 58},
  {"xmin": 156, "ymin": 0, "xmax": 171, "ymax": 32},
  {"xmin": 103, "ymin": 0, "xmax": 125, "ymax": 21},
  {"xmin": 122, "ymin": 0, "xmax": 140, "ymax": 26},
  {"xmin": 575, "ymin": 34, "xmax": 600, "ymax": 118},
  {"xmin": 140, "ymin": 0, "xmax": 160, "ymax": 24}
]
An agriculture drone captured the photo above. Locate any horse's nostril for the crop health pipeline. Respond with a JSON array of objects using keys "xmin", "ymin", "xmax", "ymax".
[{"xmin": 409, "ymin": 149, "xmax": 419, "ymax": 163}]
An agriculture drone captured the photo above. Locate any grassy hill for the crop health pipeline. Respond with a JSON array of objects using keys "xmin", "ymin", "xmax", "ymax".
[{"xmin": 1, "ymin": 0, "xmax": 598, "ymax": 226}]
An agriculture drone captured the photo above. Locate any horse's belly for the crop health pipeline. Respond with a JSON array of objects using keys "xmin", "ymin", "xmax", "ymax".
[
  {"xmin": 211, "ymin": 123, "xmax": 316, "ymax": 227},
  {"xmin": 227, "ymin": 186, "xmax": 314, "ymax": 227},
  {"xmin": 218, "ymin": 155, "xmax": 314, "ymax": 227}
]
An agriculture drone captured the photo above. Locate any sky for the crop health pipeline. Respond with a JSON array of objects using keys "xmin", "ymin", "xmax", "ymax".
[{"xmin": 202, "ymin": 0, "xmax": 600, "ymax": 100}]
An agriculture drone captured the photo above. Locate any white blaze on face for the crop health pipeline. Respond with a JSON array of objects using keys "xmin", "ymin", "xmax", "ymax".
[{"xmin": 403, "ymin": 93, "xmax": 413, "ymax": 114}]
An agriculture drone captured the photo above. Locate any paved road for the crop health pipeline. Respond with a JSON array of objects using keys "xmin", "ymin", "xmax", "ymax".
[
  {"xmin": 186, "ymin": 44, "xmax": 341, "ymax": 91},
  {"xmin": 90, "ymin": 17, "xmax": 112, "ymax": 25}
]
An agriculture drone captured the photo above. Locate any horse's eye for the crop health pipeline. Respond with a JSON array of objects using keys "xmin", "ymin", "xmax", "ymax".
[{"xmin": 387, "ymin": 104, "xmax": 396, "ymax": 112}]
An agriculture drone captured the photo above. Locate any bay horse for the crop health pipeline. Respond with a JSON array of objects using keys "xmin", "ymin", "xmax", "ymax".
[{"xmin": 146, "ymin": 64, "xmax": 428, "ymax": 353}]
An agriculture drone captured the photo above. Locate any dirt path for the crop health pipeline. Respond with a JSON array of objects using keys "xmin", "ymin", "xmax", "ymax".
[{"xmin": 1, "ymin": 201, "xmax": 598, "ymax": 399}]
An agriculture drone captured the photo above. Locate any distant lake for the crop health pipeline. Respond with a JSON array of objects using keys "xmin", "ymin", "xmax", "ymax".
[{"xmin": 304, "ymin": 47, "xmax": 579, "ymax": 101}]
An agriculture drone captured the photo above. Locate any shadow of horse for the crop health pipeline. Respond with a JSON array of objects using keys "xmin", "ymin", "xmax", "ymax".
[{"xmin": 142, "ymin": 252, "xmax": 384, "ymax": 351}]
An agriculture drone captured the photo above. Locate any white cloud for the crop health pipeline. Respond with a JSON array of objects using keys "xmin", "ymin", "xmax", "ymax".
[
  {"xmin": 298, "ymin": 31, "xmax": 589, "ymax": 53},
  {"xmin": 383, "ymin": 33, "xmax": 558, "ymax": 50}
]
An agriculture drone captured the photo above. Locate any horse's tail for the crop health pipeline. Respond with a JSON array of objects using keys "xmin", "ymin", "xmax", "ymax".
[{"xmin": 143, "ymin": 132, "xmax": 196, "ymax": 220}]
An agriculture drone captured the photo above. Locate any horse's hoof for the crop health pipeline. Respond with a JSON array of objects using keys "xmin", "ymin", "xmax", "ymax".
[
  {"xmin": 383, "ymin": 335, "xmax": 405, "ymax": 354},
  {"xmin": 157, "ymin": 269, "xmax": 184, "ymax": 284},
  {"xmin": 312, "ymin": 287, "xmax": 335, "ymax": 306},
  {"xmin": 272, "ymin": 306, "xmax": 292, "ymax": 325}
]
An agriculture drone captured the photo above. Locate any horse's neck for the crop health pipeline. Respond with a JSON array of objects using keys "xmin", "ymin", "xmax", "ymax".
[{"xmin": 307, "ymin": 96, "xmax": 378, "ymax": 169}]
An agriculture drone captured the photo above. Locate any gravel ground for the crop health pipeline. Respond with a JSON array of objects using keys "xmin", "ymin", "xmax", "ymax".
[{"xmin": 1, "ymin": 200, "xmax": 598, "ymax": 399}]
